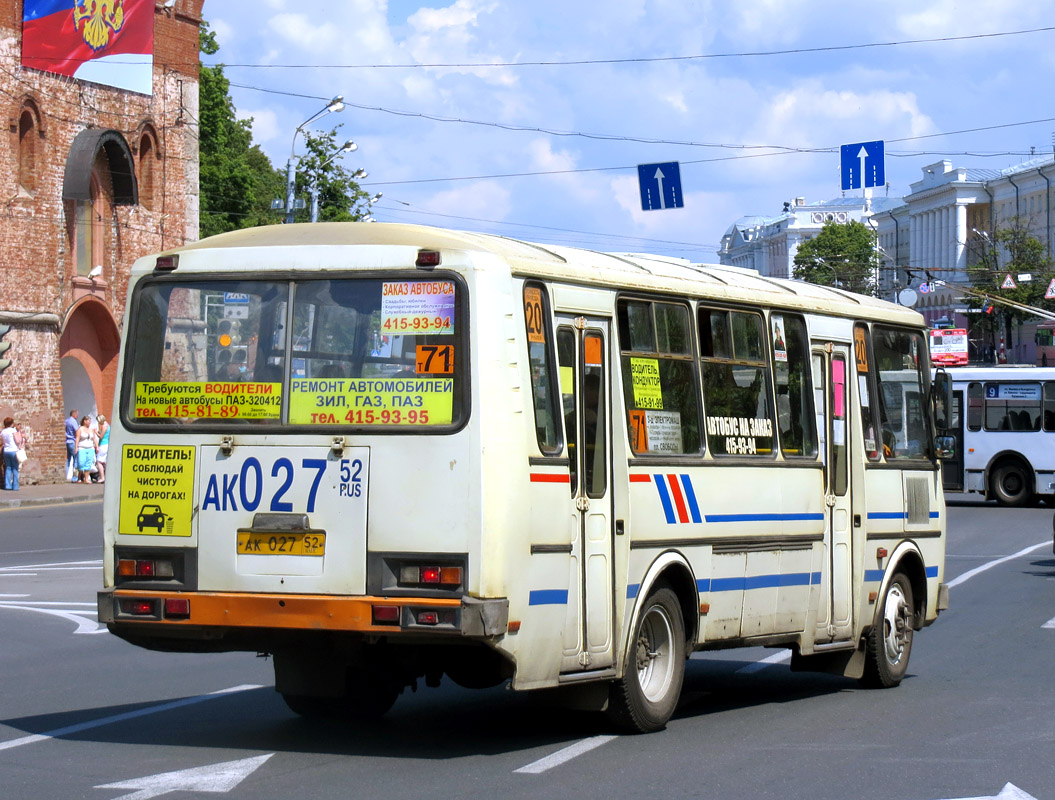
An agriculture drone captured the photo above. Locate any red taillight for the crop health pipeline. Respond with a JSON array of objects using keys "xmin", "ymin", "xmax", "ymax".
[
  {"xmin": 372, "ymin": 605, "xmax": 400, "ymax": 625},
  {"xmin": 164, "ymin": 598, "xmax": 190, "ymax": 618},
  {"xmin": 154, "ymin": 255, "xmax": 179, "ymax": 271},
  {"xmin": 415, "ymin": 250, "xmax": 441, "ymax": 268},
  {"xmin": 421, "ymin": 567, "xmax": 441, "ymax": 584},
  {"xmin": 417, "ymin": 611, "xmax": 439, "ymax": 625},
  {"xmin": 120, "ymin": 598, "xmax": 157, "ymax": 616},
  {"xmin": 136, "ymin": 560, "xmax": 155, "ymax": 577}
]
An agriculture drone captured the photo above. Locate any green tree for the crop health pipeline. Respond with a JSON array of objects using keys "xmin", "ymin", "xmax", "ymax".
[
  {"xmin": 792, "ymin": 220, "xmax": 880, "ymax": 296},
  {"xmin": 198, "ymin": 23, "xmax": 282, "ymax": 237},
  {"xmin": 967, "ymin": 218, "xmax": 1054, "ymax": 360},
  {"xmin": 291, "ymin": 127, "xmax": 372, "ymax": 223}
]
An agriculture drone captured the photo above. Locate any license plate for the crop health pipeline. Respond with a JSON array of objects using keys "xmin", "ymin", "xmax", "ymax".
[{"xmin": 236, "ymin": 531, "xmax": 326, "ymax": 556}]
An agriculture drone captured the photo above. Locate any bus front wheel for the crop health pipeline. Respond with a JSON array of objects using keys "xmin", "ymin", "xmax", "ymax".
[
  {"xmin": 990, "ymin": 460, "xmax": 1032, "ymax": 507},
  {"xmin": 860, "ymin": 571, "xmax": 914, "ymax": 688},
  {"xmin": 607, "ymin": 586, "xmax": 685, "ymax": 733}
]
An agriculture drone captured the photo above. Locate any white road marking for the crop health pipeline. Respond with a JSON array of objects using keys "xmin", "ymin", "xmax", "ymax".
[
  {"xmin": 0, "ymin": 593, "xmax": 29, "ymax": 598},
  {"xmin": 97, "ymin": 754, "xmax": 273, "ymax": 800},
  {"xmin": 1042, "ymin": 616, "xmax": 1055, "ymax": 630},
  {"xmin": 945, "ymin": 542, "xmax": 1048, "ymax": 589},
  {"xmin": 514, "ymin": 735, "xmax": 618, "ymax": 774},
  {"xmin": 0, "ymin": 684, "xmax": 262, "ymax": 752},
  {"xmin": 936, "ymin": 781, "xmax": 1039, "ymax": 800},
  {"xmin": 0, "ymin": 601, "xmax": 106, "ymax": 634},
  {"xmin": 736, "ymin": 650, "xmax": 792, "ymax": 674}
]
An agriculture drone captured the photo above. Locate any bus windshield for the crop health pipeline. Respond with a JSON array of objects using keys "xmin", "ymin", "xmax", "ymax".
[{"xmin": 126, "ymin": 276, "xmax": 466, "ymax": 429}]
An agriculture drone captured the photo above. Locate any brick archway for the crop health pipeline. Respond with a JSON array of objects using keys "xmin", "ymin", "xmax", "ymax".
[{"xmin": 59, "ymin": 297, "xmax": 121, "ymax": 419}]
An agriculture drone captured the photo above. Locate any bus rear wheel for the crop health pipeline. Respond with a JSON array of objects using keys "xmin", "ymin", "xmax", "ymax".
[
  {"xmin": 990, "ymin": 460, "xmax": 1032, "ymax": 507},
  {"xmin": 860, "ymin": 571, "xmax": 914, "ymax": 688},
  {"xmin": 607, "ymin": 586, "xmax": 685, "ymax": 733}
]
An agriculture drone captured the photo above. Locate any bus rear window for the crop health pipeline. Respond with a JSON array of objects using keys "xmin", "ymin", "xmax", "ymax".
[
  {"xmin": 125, "ymin": 277, "xmax": 466, "ymax": 430},
  {"xmin": 127, "ymin": 281, "xmax": 286, "ymax": 424},
  {"xmin": 287, "ymin": 278, "xmax": 463, "ymax": 427}
]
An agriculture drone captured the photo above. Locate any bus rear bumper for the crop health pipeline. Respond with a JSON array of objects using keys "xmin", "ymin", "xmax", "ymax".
[{"xmin": 98, "ymin": 589, "xmax": 508, "ymax": 644}]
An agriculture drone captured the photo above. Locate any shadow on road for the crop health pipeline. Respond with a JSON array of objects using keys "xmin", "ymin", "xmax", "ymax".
[{"xmin": 0, "ymin": 658, "xmax": 858, "ymax": 758}]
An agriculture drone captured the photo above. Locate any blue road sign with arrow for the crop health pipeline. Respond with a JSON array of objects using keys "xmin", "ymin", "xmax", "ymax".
[
  {"xmin": 840, "ymin": 140, "xmax": 885, "ymax": 191},
  {"xmin": 638, "ymin": 162, "xmax": 684, "ymax": 211}
]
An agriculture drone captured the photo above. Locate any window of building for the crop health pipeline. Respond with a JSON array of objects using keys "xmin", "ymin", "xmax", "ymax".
[
  {"xmin": 138, "ymin": 125, "xmax": 158, "ymax": 211},
  {"xmin": 17, "ymin": 104, "xmax": 40, "ymax": 195}
]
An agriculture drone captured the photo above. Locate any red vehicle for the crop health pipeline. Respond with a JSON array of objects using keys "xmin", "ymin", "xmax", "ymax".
[{"xmin": 930, "ymin": 328, "xmax": 968, "ymax": 366}]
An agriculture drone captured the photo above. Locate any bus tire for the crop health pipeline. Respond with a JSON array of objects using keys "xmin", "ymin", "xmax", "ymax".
[
  {"xmin": 607, "ymin": 586, "xmax": 685, "ymax": 733},
  {"xmin": 989, "ymin": 460, "xmax": 1032, "ymax": 507},
  {"xmin": 860, "ymin": 571, "xmax": 914, "ymax": 689}
]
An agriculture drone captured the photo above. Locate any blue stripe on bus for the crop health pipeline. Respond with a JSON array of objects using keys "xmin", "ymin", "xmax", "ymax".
[
  {"xmin": 701, "ymin": 572, "xmax": 820, "ymax": 593},
  {"xmin": 930, "ymin": 511, "xmax": 940, "ymax": 518},
  {"xmin": 867, "ymin": 512, "xmax": 906, "ymax": 520},
  {"xmin": 680, "ymin": 474, "xmax": 703, "ymax": 524},
  {"xmin": 703, "ymin": 513, "xmax": 825, "ymax": 523},
  {"xmin": 528, "ymin": 589, "xmax": 569, "ymax": 605},
  {"xmin": 626, "ymin": 583, "xmax": 640, "ymax": 599},
  {"xmin": 925, "ymin": 566, "xmax": 938, "ymax": 578},
  {"xmin": 653, "ymin": 477, "xmax": 677, "ymax": 524},
  {"xmin": 864, "ymin": 569, "xmax": 885, "ymax": 582}
]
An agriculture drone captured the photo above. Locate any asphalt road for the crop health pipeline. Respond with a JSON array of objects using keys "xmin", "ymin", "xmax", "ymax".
[{"xmin": 0, "ymin": 496, "xmax": 1052, "ymax": 800}]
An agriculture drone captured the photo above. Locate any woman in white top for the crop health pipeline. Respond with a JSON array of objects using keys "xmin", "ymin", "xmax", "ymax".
[
  {"xmin": 75, "ymin": 415, "xmax": 98, "ymax": 484},
  {"xmin": 1, "ymin": 416, "xmax": 25, "ymax": 491}
]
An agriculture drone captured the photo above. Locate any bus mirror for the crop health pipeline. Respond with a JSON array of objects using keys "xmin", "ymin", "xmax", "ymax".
[
  {"xmin": 934, "ymin": 434, "xmax": 956, "ymax": 460},
  {"xmin": 932, "ymin": 370, "xmax": 952, "ymax": 431}
]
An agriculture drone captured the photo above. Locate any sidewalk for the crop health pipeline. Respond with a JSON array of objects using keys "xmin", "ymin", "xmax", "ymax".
[{"xmin": 0, "ymin": 481, "xmax": 105, "ymax": 509}]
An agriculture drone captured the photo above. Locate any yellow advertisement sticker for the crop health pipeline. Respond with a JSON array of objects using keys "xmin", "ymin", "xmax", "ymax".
[
  {"xmin": 135, "ymin": 382, "xmax": 281, "ymax": 420},
  {"xmin": 289, "ymin": 377, "xmax": 454, "ymax": 425},
  {"xmin": 630, "ymin": 357, "xmax": 663, "ymax": 410},
  {"xmin": 118, "ymin": 445, "xmax": 196, "ymax": 537}
]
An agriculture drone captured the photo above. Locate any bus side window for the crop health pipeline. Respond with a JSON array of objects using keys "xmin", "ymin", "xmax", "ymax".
[
  {"xmin": 966, "ymin": 383, "xmax": 983, "ymax": 431},
  {"xmin": 557, "ymin": 327, "xmax": 578, "ymax": 493},
  {"xmin": 1044, "ymin": 383, "xmax": 1055, "ymax": 432},
  {"xmin": 853, "ymin": 323, "xmax": 880, "ymax": 461},
  {"xmin": 523, "ymin": 283, "xmax": 562, "ymax": 455},
  {"xmin": 617, "ymin": 298, "xmax": 701, "ymax": 456},
  {"xmin": 774, "ymin": 314, "xmax": 817, "ymax": 458}
]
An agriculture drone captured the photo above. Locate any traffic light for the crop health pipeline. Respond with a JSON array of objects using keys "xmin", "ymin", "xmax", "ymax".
[{"xmin": 0, "ymin": 324, "xmax": 11, "ymax": 375}]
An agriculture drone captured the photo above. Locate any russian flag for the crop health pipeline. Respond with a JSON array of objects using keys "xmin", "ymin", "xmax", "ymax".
[{"xmin": 22, "ymin": 0, "xmax": 154, "ymax": 94}]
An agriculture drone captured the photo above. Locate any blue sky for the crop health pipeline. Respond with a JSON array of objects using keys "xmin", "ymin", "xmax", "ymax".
[{"xmin": 205, "ymin": 0, "xmax": 1055, "ymax": 260}]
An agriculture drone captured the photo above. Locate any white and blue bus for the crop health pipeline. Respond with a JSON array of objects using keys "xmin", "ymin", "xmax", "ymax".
[
  {"xmin": 941, "ymin": 365, "xmax": 1055, "ymax": 506},
  {"xmin": 98, "ymin": 222, "xmax": 950, "ymax": 732}
]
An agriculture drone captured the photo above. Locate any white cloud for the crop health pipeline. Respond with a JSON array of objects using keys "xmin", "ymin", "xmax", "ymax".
[
  {"xmin": 419, "ymin": 180, "xmax": 512, "ymax": 221},
  {"xmin": 237, "ymin": 108, "xmax": 280, "ymax": 146}
]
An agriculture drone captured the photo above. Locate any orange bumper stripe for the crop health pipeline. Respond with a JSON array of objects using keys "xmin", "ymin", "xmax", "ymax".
[{"xmin": 109, "ymin": 590, "xmax": 461, "ymax": 633}]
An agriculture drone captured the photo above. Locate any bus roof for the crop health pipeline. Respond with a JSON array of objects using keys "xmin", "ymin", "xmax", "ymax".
[{"xmin": 152, "ymin": 222, "xmax": 923, "ymax": 326}]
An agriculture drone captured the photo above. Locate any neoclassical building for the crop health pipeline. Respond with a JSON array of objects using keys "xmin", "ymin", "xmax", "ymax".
[{"xmin": 720, "ymin": 156, "xmax": 1055, "ymax": 364}]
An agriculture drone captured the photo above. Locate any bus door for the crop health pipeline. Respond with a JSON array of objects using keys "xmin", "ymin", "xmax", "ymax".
[
  {"xmin": 811, "ymin": 343, "xmax": 854, "ymax": 643},
  {"xmin": 941, "ymin": 389, "xmax": 964, "ymax": 491},
  {"xmin": 556, "ymin": 317, "xmax": 614, "ymax": 673}
]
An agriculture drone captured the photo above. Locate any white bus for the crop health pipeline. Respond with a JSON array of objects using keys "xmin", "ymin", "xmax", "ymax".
[
  {"xmin": 941, "ymin": 365, "xmax": 1055, "ymax": 506},
  {"xmin": 98, "ymin": 223, "xmax": 950, "ymax": 732}
]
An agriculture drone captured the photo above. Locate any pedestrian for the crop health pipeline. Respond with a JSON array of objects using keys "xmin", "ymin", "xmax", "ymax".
[
  {"xmin": 74, "ymin": 414, "xmax": 98, "ymax": 484},
  {"xmin": 1, "ymin": 416, "xmax": 26, "ymax": 491},
  {"xmin": 95, "ymin": 414, "xmax": 109, "ymax": 484},
  {"xmin": 65, "ymin": 409, "xmax": 79, "ymax": 482}
]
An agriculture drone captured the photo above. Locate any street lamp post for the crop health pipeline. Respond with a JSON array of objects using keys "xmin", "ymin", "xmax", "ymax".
[
  {"xmin": 285, "ymin": 95, "xmax": 345, "ymax": 224},
  {"xmin": 309, "ymin": 139, "xmax": 357, "ymax": 223}
]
